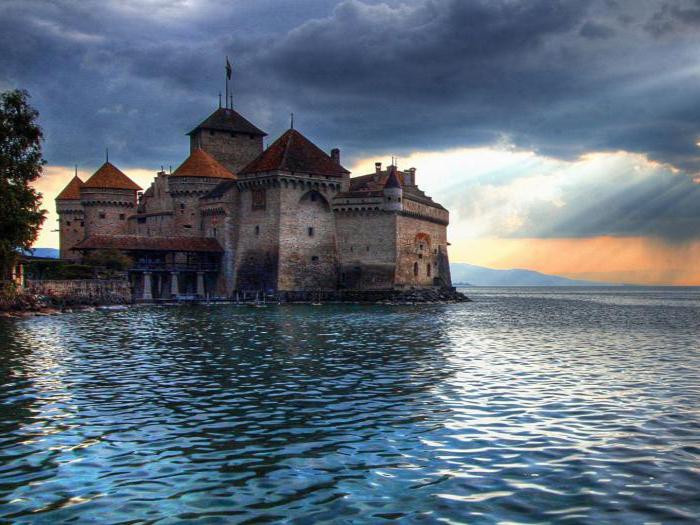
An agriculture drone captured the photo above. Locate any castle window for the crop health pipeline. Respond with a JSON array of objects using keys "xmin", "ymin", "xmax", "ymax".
[
  {"xmin": 249, "ymin": 134, "xmax": 255, "ymax": 140},
  {"xmin": 210, "ymin": 130, "xmax": 215, "ymax": 136},
  {"xmin": 252, "ymin": 188, "xmax": 266, "ymax": 210},
  {"xmin": 366, "ymin": 246, "xmax": 370, "ymax": 252},
  {"xmin": 419, "ymin": 244, "xmax": 424, "ymax": 250},
  {"xmin": 418, "ymin": 254, "xmax": 423, "ymax": 259},
  {"xmin": 434, "ymin": 248, "xmax": 438, "ymax": 255},
  {"xmin": 213, "ymin": 227, "xmax": 217, "ymax": 237},
  {"xmin": 398, "ymin": 198, "xmax": 401, "ymax": 202},
  {"xmin": 308, "ymin": 227, "xmax": 314, "ymax": 237},
  {"xmin": 66, "ymin": 220, "xmax": 71, "ymax": 226},
  {"xmin": 99, "ymin": 212, "xmax": 106, "ymax": 219},
  {"xmin": 311, "ymin": 256, "xmax": 319, "ymax": 262},
  {"xmin": 311, "ymin": 193, "xmax": 317, "ymax": 202},
  {"xmin": 137, "ymin": 217, "xmax": 146, "ymax": 224},
  {"xmin": 230, "ymin": 132, "xmax": 235, "ymax": 138},
  {"xmin": 184, "ymin": 225, "xmax": 192, "ymax": 229},
  {"xmin": 350, "ymin": 246, "xmax": 354, "ymax": 252},
  {"xmin": 427, "ymin": 263, "xmax": 431, "ymax": 277},
  {"xmin": 80, "ymin": 221, "xmax": 84, "ymax": 227},
  {"xmin": 119, "ymin": 213, "xmax": 125, "ymax": 220},
  {"xmin": 414, "ymin": 262, "xmax": 419, "ymax": 277},
  {"xmin": 255, "ymin": 225, "xmax": 260, "ymax": 235}
]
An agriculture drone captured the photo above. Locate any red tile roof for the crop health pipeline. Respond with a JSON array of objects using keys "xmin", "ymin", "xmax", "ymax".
[
  {"xmin": 240, "ymin": 129, "xmax": 349, "ymax": 177},
  {"xmin": 172, "ymin": 148, "xmax": 236, "ymax": 179},
  {"xmin": 82, "ymin": 162, "xmax": 142, "ymax": 191},
  {"xmin": 188, "ymin": 107, "xmax": 266, "ymax": 136},
  {"xmin": 56, "ymin": 175, "xmax": 84, "ymax": 200},
  {"xmin": 73, "ymin": 235, "xmax": 223, "ymax": 253}
]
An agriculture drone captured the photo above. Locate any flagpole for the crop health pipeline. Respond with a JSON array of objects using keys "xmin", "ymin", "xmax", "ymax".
[{"xmin": 225, "ymin": 56, "xmax": 229, "ymax": 109}]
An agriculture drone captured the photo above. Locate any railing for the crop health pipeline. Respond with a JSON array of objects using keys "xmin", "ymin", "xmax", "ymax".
[{"xmin": 130, "ymin": 262, "xmax": 220, "ymax": 272}]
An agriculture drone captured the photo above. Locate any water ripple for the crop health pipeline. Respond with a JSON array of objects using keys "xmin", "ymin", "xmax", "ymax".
[{"xmin": 0, "ymin": 287, "xmax": 699, "ymax": 523}]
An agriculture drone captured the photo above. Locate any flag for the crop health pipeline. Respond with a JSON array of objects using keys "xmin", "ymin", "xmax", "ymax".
[{"xmin": 226, "ymin": 57, "xmax": 232, "ymax": 80}]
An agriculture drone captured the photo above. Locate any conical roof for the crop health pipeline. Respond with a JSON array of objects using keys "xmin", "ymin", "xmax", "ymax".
[
  {"xmin": 188, "ymin": 107, "xmax": 266, "ymax": 136},
  {"xmin": 172, "ymin": 148, "xmax": 236, "ymax": 179},
  {"xmin": 56, "ymin": 175, "xmax": 84, "ymax": 200},
  {"xmin": 82, "ymin": 162, "xmax": 142, "ymax": 191},
  {"xmin": 384, "ymin": 166, "xmax": 402, "ymax": 189},
  {"xmin": 240, "ymin": 129, "xmax": 349, "ymax": 177}
]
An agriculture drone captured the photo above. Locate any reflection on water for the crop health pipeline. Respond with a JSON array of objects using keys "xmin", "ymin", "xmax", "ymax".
[{"xmin": 1, "ymin": 288, "xmax": 699, "ymax": 523}]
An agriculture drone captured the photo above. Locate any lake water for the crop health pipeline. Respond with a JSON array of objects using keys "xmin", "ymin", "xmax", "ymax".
[{"xmin": 1, "ymin": 287, "xmax": 699, "ymax": 524}]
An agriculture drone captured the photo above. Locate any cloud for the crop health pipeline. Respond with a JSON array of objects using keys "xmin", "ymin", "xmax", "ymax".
[
  {"xmin": 4, "ymin": 0, "xmax": 700, "ymax": 248},
  {"xmin": 352, "ymin": 147, "xmax": 700, "ymax": 242},
  {"xmin": 1, "ymin": 0, "xmax": 700, "ymax": 173}
]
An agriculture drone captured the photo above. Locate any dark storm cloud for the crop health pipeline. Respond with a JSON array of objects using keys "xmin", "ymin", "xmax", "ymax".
[{"xmin": 2, "ymin": 0, "xmax": 700, "ymax": 240}]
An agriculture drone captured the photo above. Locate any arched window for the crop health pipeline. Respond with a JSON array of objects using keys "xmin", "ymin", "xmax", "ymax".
[
  {"xmin": 427, "ymin": 263, "xmax": 431, "ymax": 277},
  {"xmin": 413, "ymin": 262, "xmax": 419, "ymax": 277}
]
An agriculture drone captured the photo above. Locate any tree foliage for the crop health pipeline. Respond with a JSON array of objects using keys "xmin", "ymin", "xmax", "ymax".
[
  {"xmin": 83, "ymin": 249, "xmax": 132, "ymax": 272},
  {"xmin": 0, "ymin": 90, "xmax": 46, "ymax": 279}
]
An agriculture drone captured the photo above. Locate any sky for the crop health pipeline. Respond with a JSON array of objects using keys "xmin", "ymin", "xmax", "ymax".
[{"xmin": 3, "ymin": 0, "xmax": 700, "ymax": 284}]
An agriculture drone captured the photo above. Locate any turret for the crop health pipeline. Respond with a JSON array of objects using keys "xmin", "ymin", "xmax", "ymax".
[
  {"xmin": 169, "ymin": 148, "xmax": 236, "ymax": 236},
  {"xmin": 80, "ymin": 162, "xmax": 142, "ymax": 238},
  {"xmin": 187, "ymin": 107, "xmax": 266, "ymax": 173},
  {"xmin": 55, "ymin": 174, "xmax": 85, "ymax": 260},
  {"xmin": 383, "ymin": 165, "xmax": 403, "ymax": 211}
]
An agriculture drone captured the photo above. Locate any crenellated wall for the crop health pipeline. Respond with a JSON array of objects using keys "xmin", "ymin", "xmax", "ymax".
[{"xmin": 80, "ymin": 188, "xmax": 137, "ymax": 238}]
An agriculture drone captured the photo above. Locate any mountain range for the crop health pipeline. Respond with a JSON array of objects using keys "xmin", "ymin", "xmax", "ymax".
[{"xmin": 450, "ymin": 263, "xmax": 614, "ymax": 286}]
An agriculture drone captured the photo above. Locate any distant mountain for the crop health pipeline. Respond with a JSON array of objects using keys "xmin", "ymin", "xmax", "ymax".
[
  {"xmin": 450, "ymin": 263, "xmax": 614, "ymax": 286},
  {"xmin": 24, "ymin": 248, "xmax": 60, "ymax": 259}
]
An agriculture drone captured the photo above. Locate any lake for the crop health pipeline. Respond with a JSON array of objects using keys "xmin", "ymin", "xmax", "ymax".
[{"xmin": 1, "ymin": 287, "xmax": 699, "ymax": 523}]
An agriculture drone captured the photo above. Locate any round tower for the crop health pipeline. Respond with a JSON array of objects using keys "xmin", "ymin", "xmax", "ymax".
[
  {"xmin": 168, "ymin": 148, "xmax": 236, "ymax": 236},
  {"xmin": 80, "ymin": 162, "xmax": 142, "ymax": 238},
  {"xmin": 55, "ymin": 174, "xmax": 85, "ymax": 261},
  {"xmin": 383, "ymin": 165, "xmax": 403, "ymax": 211}
]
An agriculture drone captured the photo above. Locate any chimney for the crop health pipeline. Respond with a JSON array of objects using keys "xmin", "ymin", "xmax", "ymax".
[
  {"xmin": 408, "ymin": 167, "xmax": 416, "ymax": 185},
  {"xmin": 375, "ymin": 162, "xmax": 382, "ymax": 173},
  {"xmin": 331, "ymin": 148, "xmax": 340, "ymax": 164}
]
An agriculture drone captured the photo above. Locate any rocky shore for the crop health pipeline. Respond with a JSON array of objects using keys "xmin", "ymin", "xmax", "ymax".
[{"xmin": 0, "ymin": 289, "xmax": 129, "ymax": 318}]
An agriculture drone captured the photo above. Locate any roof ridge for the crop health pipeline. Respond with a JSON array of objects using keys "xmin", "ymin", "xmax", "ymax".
[{"xmin": 281, "ymin": 129, "xmax": 294, "ymax": 170}]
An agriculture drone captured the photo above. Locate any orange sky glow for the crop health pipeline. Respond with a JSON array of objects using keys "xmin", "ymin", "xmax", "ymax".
[{"xmin": 32, "ymin": 145, "xmax": 700, "ymax": 286}]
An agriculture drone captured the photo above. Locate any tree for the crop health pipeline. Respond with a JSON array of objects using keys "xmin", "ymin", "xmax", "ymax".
[{"xmin": 0, "ymin": 90, "xmax": 46, "ymax": 280}]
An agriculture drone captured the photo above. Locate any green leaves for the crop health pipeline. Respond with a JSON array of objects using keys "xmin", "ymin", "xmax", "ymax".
[{"xmin": 0, "ymin": 89, "xmax": 47, "ymax": 278}]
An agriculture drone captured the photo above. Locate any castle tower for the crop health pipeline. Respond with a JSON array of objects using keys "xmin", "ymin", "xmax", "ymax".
[
  {"xmin": 80, "ymin": 162, "xmax": 142, "ymax": 238},
  {"xmin": 187, "ymin": 107, "xmax": 266, "ymax": 174},
  {"xmin": 383, "ymin": 165, "xmax": 403, "ymax": 211},
  {"xmin": 169, "ymin": 148, "xmax": 237, "ymax": 236},
  {"xmin": 235, "ymin": 128, "xmax": 350, "ymax": 293},
  {"xmin": 56, "ymin": 174, "xmax": 85, "ymax": 260}
]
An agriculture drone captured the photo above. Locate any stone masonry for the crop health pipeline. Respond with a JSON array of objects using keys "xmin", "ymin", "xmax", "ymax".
[{"xmin": 57, "ymin": 102, "xmax": 455, "ymax": 300}]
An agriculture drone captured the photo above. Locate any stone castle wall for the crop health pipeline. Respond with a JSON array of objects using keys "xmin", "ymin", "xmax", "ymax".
[
  {"xmin": 334, "ymin": 210, "xmax": 397, "ymax": 290},
  {"xmin": 234, "ymin": 180, "xmax": 280, "ymax": 292},
  {"xmin": 277, "ymin": 186, "xmax": 338, "ymax": 291},
  {"xmin": 80, "ymin": 188, "xmax": 136, "ymax": 237},
  {"xmin": 395, "ymin": 213, "xmax": 449, "ymax": 288},
  {"xmin": 56, "ymin": 201, "xmax": 84, "ymax": 261},
  {"xmin": 27, "ymin": 279, "xmax": 132, "ymax": 305},
  {"xmin": 192, "ymin": 131, "xmax": 263, "ymax": 174}
]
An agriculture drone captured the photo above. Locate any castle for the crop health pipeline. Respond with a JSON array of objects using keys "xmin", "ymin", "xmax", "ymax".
[{"xmin": 56, "ymin": 102, "xmax": 453, "ymax": 301}]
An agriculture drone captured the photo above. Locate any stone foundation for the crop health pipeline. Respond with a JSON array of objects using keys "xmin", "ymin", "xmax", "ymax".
[
  {"xmin": 26, "ymin": 279, "xmax": 132, "ymax": 306},
  {"xmin": 277, "ymin": 287, "xmax": 470, "ymax": 303}
]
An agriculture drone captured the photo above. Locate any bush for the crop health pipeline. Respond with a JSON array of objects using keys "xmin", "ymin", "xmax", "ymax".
[
  {"xmin": 26, "ymin": 260, "xmax": 94, "ymax": 280},
  {"xmin": 83, "ymin": 249, "xmax": 132, "ymax": 271}
]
